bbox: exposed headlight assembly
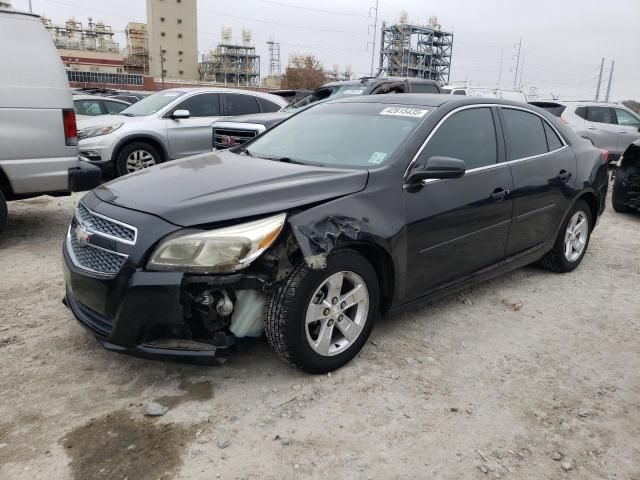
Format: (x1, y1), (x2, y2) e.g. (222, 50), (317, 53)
(147, 213), (286, 274)
(78, 123), (123, 140)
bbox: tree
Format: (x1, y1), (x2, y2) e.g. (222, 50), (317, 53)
(281, 54), (327, 90)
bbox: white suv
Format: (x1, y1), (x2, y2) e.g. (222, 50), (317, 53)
(531, 101), (640, 160)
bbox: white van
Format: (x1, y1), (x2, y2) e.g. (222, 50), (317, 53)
(0, 5), (101, 233)
(442, 86), (527, 103)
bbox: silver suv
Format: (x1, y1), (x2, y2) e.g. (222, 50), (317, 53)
(77, 88), (288, 177)
(531, 101), (640, 160)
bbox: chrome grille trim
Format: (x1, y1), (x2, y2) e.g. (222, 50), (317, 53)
(75, 203), (137, 245)
(66, 227), (128, 278)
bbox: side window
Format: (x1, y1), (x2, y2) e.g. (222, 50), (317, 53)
(502, 108), (548, 160)
(416, 108), (497, 171)
(453, 90), (466, 95)
(574, 106), (587, 119)
(614, 108), (640, 127)
(257, 97), (282, 113)
(410, 83), (440, 94)
(224, 94), (260, 116)
(104, 100), (128, 115)
(173, 93), (220, 117)
(543, 121), (563, 151)
(75, 99), (105, 116)
(585, 106), (613, 124)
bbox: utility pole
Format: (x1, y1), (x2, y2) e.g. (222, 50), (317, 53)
(595, 57), (604, 101)
(512, 38), (522, 91)
(496, 49), (504, 88)
(28, 0), (33, 13)
(517, 52), (525, 90)
(605, 60), (614, 102)
(369, 0), (379, 76)
(160, 45), (165, 89)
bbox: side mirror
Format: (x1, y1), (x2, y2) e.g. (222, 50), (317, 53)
(171, 109), (190, 119)
(407, 156), (466, 183)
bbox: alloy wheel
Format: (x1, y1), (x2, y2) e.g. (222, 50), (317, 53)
(126, 150), (156, 173)
(305, 271), (369, 357)
(564, 210), (588, 262)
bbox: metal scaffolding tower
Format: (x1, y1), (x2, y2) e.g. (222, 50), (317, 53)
(267, 39), (281, 77)
(378, 17), (453, 84)
(199, 29), (261, 86)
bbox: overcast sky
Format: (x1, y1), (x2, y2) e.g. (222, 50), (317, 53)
(13, 0), (640, 100)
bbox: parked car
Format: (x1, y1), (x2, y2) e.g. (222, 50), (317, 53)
(76, 87), (288, 177)
(0, 5), (101, 233)
(62, 95), (608, 373)
(530, 101), (640, 161)
(612, 140), (640, 213)
(73, 94), (131, 119)
(442, 85), (527, 102)
(268, 89), (313, 103)
(212, 77), (443, 149)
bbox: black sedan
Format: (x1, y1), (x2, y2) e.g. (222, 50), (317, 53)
(62, 95), (609, 373)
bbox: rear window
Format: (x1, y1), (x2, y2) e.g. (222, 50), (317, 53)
(410, 83), (440, 94)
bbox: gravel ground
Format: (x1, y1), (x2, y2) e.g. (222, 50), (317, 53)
(0, 190), (639, 480)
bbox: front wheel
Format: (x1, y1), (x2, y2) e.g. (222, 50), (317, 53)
(538, 199), (592, 273)
(115, 141), (162, 177)
(265, 249), (379, 373)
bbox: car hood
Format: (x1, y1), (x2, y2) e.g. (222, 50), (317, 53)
(93, 150), (369, 227)
(77, 114), (147, 129)
(217, 112), (291, 128)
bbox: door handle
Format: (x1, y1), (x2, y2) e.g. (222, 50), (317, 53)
(587, 125), (597, 130)
(491, 187), (509, 202)
(557, 169), (572, 182)
(619, 130), (627, 134)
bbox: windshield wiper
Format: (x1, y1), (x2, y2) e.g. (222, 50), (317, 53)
(264, 156), (306, 165)
(236, 146), (254, 157)
(120, 112), (135, 117)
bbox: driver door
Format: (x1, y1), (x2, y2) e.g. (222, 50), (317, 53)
(403, 106), (513, 300)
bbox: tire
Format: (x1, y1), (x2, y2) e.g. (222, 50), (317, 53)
(538, 199), (592, 273)
(0, 189), (7, 235)
(115, 141), (162, 177)
(611, 168), (633, 213)
(265, 249), (379, 374)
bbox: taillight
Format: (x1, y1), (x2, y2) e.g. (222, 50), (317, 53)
(599, 148), (609, 163)
(63, 109), (78, 146)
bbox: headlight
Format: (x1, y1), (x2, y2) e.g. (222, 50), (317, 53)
(147, 213), (286, 273)
(78, 123), (123, 140)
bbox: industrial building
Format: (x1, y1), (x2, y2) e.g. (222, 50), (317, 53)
(199, 28), (260, 86)
(124, 22), (149, 75)
(146, 0), (198, 81)
(378, 14), (454, 84)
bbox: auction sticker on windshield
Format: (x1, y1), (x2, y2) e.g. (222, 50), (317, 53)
(342, 89), (365, 95)
(380, 106), (430, 117)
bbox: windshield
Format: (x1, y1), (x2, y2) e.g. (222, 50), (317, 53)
(282, 84), (370, 112)
(119, 90), (187, 116)
(247, 103), (430, 168)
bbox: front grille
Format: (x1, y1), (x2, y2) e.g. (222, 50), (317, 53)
(68, 234), (127, 275)
(77, 203), (136, 243)
(213, 127), (258, 150)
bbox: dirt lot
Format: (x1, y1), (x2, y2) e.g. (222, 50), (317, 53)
(0, 191), (639, 480)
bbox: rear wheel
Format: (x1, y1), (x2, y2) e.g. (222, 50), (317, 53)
(265, 249), (379, 373)
(0, 189), (7, 234)
(115, 141), (162, 177)
(538, 199), (592, 273)
(612, 168), (633, 213)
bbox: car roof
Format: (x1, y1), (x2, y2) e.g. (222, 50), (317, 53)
(159, 87), (288, 104)
(326, 94), (534, 109)
(322, 77), (440, 88)
(73, 94), (129, 103)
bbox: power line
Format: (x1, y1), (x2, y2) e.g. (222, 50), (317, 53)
(248, 0), (370, 18)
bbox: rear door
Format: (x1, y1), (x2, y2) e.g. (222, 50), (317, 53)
(222, 93), (262, 117)
(583, 106), (618, 152)
(500, 107), (576, 256)
(403, 106), (513, 299)
(613, 107), (640, 155)
(165, 92), (221, 158)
